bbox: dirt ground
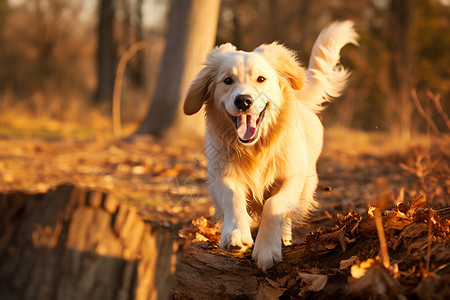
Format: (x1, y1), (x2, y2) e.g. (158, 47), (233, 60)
(0, 132), (449, 299)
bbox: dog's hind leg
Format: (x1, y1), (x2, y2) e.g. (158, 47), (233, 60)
(299, 173), (319, 218)
(282, 174), (318, 247)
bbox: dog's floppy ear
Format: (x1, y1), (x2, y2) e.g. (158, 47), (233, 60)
(184, 43), (237, 115)
(254, 42), (305, 90)
(184, 66), (214, 115)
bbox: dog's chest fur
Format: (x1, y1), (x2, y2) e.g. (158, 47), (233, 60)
(227, 146), (288, 205)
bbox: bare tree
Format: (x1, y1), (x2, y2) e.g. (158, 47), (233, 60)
(0, 0), (8, 30)
(133, 0), (144, 85)
(135, 0), (221, 138)
(117, 0), (144, 85)
(96, 0), (116, 103)
(387, 0), (413, 140)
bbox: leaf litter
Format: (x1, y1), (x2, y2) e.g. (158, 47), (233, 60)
(176, 194), (449, 299)
(175, 146), (449, 299)
(0, 138), (449, 299)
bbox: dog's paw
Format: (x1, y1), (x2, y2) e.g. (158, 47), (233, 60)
(283, 220), (293, 246)
(282, 236), (292, 246)
(220, 228), (253, 252)
(252, 240), (282, 271)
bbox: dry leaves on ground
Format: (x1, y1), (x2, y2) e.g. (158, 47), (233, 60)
(305, 211), (362, 254)
(178, 216), (221, 244)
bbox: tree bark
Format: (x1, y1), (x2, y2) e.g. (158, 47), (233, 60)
(135, 0), (221, 138)
(387, 0), (412, 140)
(0, 185), (182, 300)
(96, 0), (116, 103)
(133, 0), (144, 86)
(171, 243), (265, 299)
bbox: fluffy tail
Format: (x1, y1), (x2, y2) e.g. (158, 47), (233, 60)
(298, 20), (358, 112)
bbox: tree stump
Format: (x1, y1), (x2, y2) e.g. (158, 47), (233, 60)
(0, 184), (182, 300)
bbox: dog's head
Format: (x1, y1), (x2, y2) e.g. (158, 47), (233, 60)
(184, 42), (305, 146)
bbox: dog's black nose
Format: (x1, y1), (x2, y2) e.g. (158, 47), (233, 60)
(234, 94), (253, 111)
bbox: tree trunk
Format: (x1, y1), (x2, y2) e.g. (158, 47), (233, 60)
(135, 0), (221, 138)
(133, 0), (144, 86)
(96, 0), (116, 103)
(387, 0), (412, 140)
(0, 185), (182, 300)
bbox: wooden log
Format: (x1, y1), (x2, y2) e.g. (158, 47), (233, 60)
(171, 244), (266, 299)
(0, 184), (182, 300)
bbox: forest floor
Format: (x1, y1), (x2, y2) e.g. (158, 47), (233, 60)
(0, 129), (449, 299)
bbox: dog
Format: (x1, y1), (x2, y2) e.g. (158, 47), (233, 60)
(183, 21), (358, 271)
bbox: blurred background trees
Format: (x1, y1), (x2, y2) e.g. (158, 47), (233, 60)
(135, 0), (220, 138)
(0, 0), (448, 139)
(97, 0), (116, 104)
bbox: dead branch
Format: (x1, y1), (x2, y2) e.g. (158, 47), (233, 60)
(112, 41), (150, 138)
(426, 209), (432, 272)
(410, 89), (440, 135)
(374, 209), (390, 269)
(426, 90), (450, 132)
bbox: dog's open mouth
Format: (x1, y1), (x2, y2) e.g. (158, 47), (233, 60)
(232, 102), (269, 144)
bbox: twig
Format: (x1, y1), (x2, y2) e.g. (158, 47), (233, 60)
(374, 208), (390, 269)
(426, 90), (450, 131)
(395, 187), (404, 205)
(112, 41), (149, 138)
(426, 209), (432, 272)
(310, 216), (331, 223)
(410, 89), (440, 135)
(435, 207), (450, 217)
(399, 162), (418, 175)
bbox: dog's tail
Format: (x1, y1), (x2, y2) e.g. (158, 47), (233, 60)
(298, 20), (358, 112)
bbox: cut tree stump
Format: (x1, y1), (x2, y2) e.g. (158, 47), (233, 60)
(0, 184), (182, 300)
(171, 244), (270, 299)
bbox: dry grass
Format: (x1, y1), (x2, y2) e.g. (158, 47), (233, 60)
(0, 89), (149, 141)
(323, 126), (448, 155)
(1, 92), (448, 155)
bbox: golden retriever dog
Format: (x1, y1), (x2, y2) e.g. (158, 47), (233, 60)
(184, 21), (358, 270)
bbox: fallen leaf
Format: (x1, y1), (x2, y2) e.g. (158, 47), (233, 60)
(350, 258), (376, 279)
(305, 226), (347, 254)
(297, 272), (328, 292)
(255, 280), (285, 300)
(325, 243), (337, 250)
(384, 212), (413, 231)
(368, 206), (376, 217)
(340, 255), (358, 269)
(264, 277), (281, 288)
(194, 232), (209, 242)
(413, 274), (450, 300)
(410, 194), (427, 210)
(178, 217), (221, 244)
(349, 259), (401, 297)
(399, 223), (428, 239)
(305, 211), (361, 254)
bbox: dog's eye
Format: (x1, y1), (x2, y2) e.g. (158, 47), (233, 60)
(257, 76), (266, 83)
(224, 77), (233, 85)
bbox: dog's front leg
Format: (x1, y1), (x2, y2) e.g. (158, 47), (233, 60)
(209, 180), (254, 251)
(252, 175), (305, 271)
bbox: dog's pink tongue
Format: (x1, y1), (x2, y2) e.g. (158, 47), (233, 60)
(236, 115), (257, 141)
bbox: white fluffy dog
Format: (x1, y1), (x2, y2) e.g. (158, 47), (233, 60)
(184, 21), (358, 270)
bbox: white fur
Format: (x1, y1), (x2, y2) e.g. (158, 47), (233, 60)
(299, 20), (359, 112)
(184, 21), (358, 271)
